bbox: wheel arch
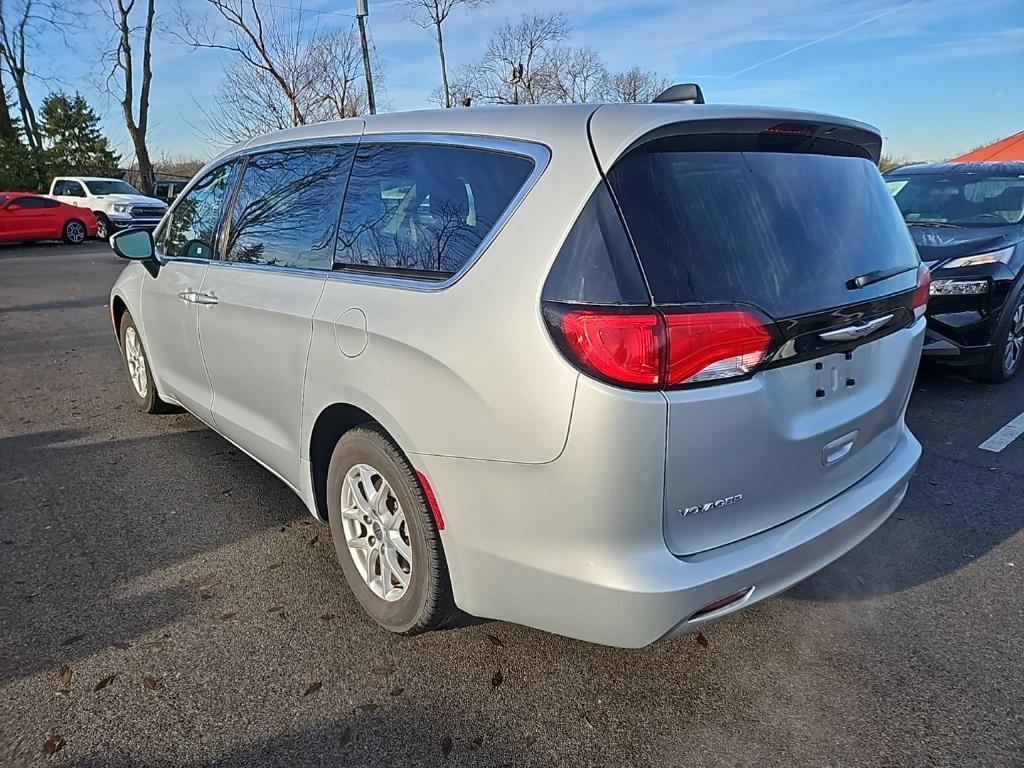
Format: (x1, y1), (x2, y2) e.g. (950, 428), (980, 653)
(309, 403), (408, 522)
(111, 294), (129, 343)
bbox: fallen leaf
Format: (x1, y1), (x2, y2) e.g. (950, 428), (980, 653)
(441, 736), (453, 756)
(60, 633), (87, 646)
(56, 665), (72, 685)
(389, 686), (404, 696)
(469, 736), (483, 751)
(113, 641), (132, 650)
(41, 734), (64, 756)
(582, 713), (595, 729)
(267, 604), (286, 613)
(485, 633), (504, 648)
(304, 681), (322, 696)
(266, 562), (285, 571)
(371, 666), (392, 676)
(199, 591), (215, 600)
(143, 675), (160, 690)
(696, 631), (709, 648)
(308, 535), (319, 547)
(220, 612), (237, 621)
(491, 669), (503, 688)
(94, 674), (116, 692)
(319, 613), (337, 621)
(526, 734), (536, 747)
(355, 703), (379, 712)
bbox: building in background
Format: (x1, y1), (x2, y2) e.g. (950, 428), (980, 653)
(953, 131), (1024, 162)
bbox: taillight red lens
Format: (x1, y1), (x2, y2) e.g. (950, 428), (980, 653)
(664, 310), (773, 385)
(547, 305), (774, 389)
(559, 310), (663, 386)
(913, 265), (931, 318)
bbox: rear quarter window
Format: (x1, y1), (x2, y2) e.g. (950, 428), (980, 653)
(334, 142), (535, 281)
(608, 144), (920, 318)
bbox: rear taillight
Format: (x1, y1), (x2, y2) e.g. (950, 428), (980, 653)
(913, 265), (931, 319)
(544, 304), (775, 389)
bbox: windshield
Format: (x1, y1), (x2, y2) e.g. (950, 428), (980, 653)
(886, 173), (1024, 227)
(84, 179), (141, 196)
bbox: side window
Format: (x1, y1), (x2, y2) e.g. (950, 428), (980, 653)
(225, 146), (354, 270)
(60, 181), (86, 198)
(158, 163), (236, 260)
(335, 143), (535, 280)
(52, 181), (68, 195)
(14, 196), (52, 209)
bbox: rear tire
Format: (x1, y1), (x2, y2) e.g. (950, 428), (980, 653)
(119, 312), (170, 413)
(327, 425), (457, 635)
(62, 219), (87, 244)
(971, 292), (1024, 383)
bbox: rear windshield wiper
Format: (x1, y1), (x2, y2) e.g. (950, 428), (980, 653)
(846, 264), (918, 290)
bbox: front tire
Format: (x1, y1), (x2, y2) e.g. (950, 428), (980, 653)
(972, 293), (1024, 383)
(119, 312), (169, 413)
(95, 214), (111, 240)
(62, 219), (87, 244)
(327, 426), (457, 634)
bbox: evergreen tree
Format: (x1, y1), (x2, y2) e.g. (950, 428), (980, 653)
(39, 92), (121, 177)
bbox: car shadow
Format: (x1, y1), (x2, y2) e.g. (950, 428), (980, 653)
(789, 360), (1024, 603)
(0, 425), (307, 682)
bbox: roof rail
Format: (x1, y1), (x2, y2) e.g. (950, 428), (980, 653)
(652, 83), (705, 105)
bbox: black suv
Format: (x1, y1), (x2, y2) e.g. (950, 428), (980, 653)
(886, 161), (1024, 381)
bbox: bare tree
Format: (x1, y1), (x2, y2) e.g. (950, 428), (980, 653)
(604, 66), (671, 103)
(0, 0), (67, 150)
(403, 0), (489, 109)
(176, 1), (370, 145)
(447, 11), (568, 105)
(547, 45), (607, 103)
(96, 0), (157, 193)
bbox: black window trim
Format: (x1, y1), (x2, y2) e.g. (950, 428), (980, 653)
(326, 133), (550, 293)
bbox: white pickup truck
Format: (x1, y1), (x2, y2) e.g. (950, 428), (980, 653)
(48, 177), (167, 240)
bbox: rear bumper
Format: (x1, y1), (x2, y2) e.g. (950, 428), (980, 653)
(419, 414), (921, 648)
(922, 325), (994, 365)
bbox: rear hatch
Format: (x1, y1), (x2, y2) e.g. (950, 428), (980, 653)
(593, 115), (925, 555)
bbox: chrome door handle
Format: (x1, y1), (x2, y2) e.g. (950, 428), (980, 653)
(819, 314), (893, 342)
(177, 291), (218, 305)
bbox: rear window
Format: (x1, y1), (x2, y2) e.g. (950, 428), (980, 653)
(608, 143), (920, 318)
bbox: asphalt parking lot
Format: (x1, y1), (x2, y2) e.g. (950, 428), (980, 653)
(1, 241), (1022, 767)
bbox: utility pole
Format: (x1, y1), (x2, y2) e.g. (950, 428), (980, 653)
(355, 0), (376, 115)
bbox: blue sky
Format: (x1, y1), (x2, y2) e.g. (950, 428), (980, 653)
(27, 0), (1023, 162)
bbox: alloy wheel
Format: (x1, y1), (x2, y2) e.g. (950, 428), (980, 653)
(124, 326), (148, 398)
(339, 463), (413, 602)
(1005, 301), (1024, 373)
(66, 221), (86, 244)
(96, 218), (108, 240)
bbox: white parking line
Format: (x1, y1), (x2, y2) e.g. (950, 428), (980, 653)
(979, 410), (1024, 453)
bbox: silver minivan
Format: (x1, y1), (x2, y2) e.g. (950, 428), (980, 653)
(109, 101), (927, 647)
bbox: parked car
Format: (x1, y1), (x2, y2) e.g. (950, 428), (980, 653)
(48, 176), (167, 239)
(108, 100), (925, 647)
(885, 161), (1024, 381)
(0, 192), (97, 244)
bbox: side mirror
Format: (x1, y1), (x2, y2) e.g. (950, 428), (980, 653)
(111, 229), (160, 276)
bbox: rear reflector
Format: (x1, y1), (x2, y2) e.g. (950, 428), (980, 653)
(688, 587), (754, 621)
(913, 265), (931, 319)
(416, 470), (445, 531)
(544, 303), (774, 389)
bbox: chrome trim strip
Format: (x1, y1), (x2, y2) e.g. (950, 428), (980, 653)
(205, 260), (330, 280)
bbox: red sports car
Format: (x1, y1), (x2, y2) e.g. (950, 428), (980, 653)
(0, 192), (98, 244)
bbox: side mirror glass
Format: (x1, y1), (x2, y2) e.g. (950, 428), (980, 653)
(111, 228), (155, 260)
